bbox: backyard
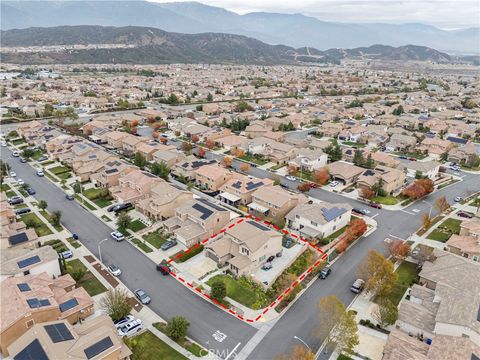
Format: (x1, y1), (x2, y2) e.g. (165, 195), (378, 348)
(21, 213), (53, 236)
(66, 259), (107, 296)
(206, 274), (263, 309)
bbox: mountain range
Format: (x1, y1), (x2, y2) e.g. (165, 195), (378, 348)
(0, 25), (457, 65)
(1, 0), (478, 54)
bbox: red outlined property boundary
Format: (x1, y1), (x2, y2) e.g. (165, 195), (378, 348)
(166, 214), (328, 323)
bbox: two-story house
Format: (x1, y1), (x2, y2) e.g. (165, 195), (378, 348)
(248, 185), (307, 220)
(219, 175), (274, 207)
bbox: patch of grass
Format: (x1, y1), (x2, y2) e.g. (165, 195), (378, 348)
(6, 190), (17, 197)
(43, 239), (69, 253)
(66, 237), (82, 249)
(129, 219), (147, 232)
(342, 141), (366, 148)
(40, 210), (63, 232)
(56, 172), (72, 180)
(49, 165), (71, 175)
(101, 215), (112, 222)
(238, 153), (268, 165)
(337, 354), (353, 360)
(320, 225), (348, 245)
(31, 149), (44, 161)
(132, 330), (187, 360)
(270, 163), (286, 171)
(21, 212), (53, 236)
(426, 229), (451, 242)
(66, 259), (107, 296)
(416, 215), (444, 236)
(94, 198), (112, 208)
(40, 160), (54, 165)
(1, 183), (11, 192)
(11, 138), (25, 145)
(439, 218), (462, 234)
(388, 261), (418, 305)
(14, 203), (28, 209)
(372, 196), (399, 205)
(206, 275), (259, 308)
(74, 195), (96, 210)
(131, 238), (153, 253)
(143, 230), (168, 249)
(45, 171), (59, 182)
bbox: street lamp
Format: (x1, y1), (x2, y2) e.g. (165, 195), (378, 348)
(422, 199), (434, 218)
(293, 335), (312, 352)
(98, 238), (109, 263)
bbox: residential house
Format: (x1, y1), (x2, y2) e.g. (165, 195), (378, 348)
(104, 131), (129, 149)
(135, 142), (165, 162)
(152, 147), (186, 167)
(162, 199), (230, 247)
(327, 161), (364, 185)
(1, 210), (38, 251)
(7, 315), (131, 360)
(319, 122), (343, 137)
(447, 218), (480, 262)
(218, 175), (274, 207)
(90, 159), (135, 188)
(286, 202), (352, 240)
(215, 134), (247, 150)
(195, 164), (237, 194)
(244, 121), (272, 138)
(401, 161), (441, 180)
(418, 138), (454, 159)
(205, 219), (282, 276)
(357, 166), (406, 195)
(136, 183), (193, 221)
(385, 133), (417, 152)
(0, 246), (60, 281)
(109, 169), (164, 203)
(45, 135), (84, 160)
(171, 155), (217, 181)
(0, 272), (94, 356)
(248, 185), (307, 220)
(71, 148), (115, 182)
(448, 142), (478, 165)
(289, 148), (328, 172)
(121, 134), (148, 156)
(371, 151), (400, 168)
(263, 141), (298, 165)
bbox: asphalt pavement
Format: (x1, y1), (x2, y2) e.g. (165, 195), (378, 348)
(1, 149), (256, 359)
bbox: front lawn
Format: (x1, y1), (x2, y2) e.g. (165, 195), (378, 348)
(238, 153), (268, 165)
(426, 230), (451, 242)
(427, 218), (462, 243)
(153, 323), (206, 358)
(40, 210), (63, 232)
(1, 183), (11, 192)
(43, 239), (68, 253)
(49, 165), (71, 175)
(377, 261), (418, 306)
(21, 213), (53, 236)
(206, 275), (260, 309)
(372, 196), (399, 205)
(31, 149), (44, 161)
(129, 219), (147, 232)
(131, 330), (187, 360)
(131, 238), (153, 253)
(66, 236), (82, 248)
(143, 230), (168, 249)
(439, 218), (462, 234)
(66, 259), (107, 296)
(319, 225), (348, 245)
(83, 188), (113, 208)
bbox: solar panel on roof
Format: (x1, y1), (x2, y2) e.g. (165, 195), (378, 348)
(39, 299), (51, 307)
(17, 283), (31, 292)
(44, 323), (74, 343)
(246, 181), (264, 190)
(192, 203), (213, 220)
(232, 181), (242, 189)
(17, 256), (41, 269)
(59, 298), (79, 312)
(9, 233), (29, 245)
(247, 220), (270, 231)
(198, 198), (225, 212)
(321, 207), (347, 222)
(472, 355), (480, 360)
(363, 170), (375, 176)
(84, 336), (114, 359)
(14, 339), (49, 360)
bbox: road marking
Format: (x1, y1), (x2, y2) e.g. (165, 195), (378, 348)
(225, 342), (242, 360)
(400, 209), (416, 215)
(388, 234), (406, 241)
(212, 330), (227, 343)
(412, 209), (420, 213)
(371, 213), (379, 219)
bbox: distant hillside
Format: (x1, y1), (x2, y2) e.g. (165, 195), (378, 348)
(1, 0), (478, 53)
(0, 25), (460, 65)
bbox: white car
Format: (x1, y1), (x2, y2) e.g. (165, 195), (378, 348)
(107, 264), (122, 276)
(329, 181), (339, 187)
(36, 170), (44, 177)
(12, 151), (20, 157)
(118, 319), (143, 337)
(285, 175), (296, 181)
(60, 250), (73, 259)
(453, 171), (461, 176)
(17, 179), (25, 185)
(114, 315), (135, 329)
(454, 196), (463, 202)
(110, 231), (125, 242)
(1, 141), (6, 147)
(10, 171), (16, 177)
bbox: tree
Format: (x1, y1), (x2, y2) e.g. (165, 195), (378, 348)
(317, 295), (359, 355)
(416, 178), (434, 194)
(372, 178), (385, 196)
(166, 316), (190, 341)
(51, 211), (62, 227)
(159, 137), (168, 144)
(38, 200), (48, 211)
(123, 337), (146, 360)
(358, 250), (397, 299)
(277, 346), (314, 360)
(360, 187), (374, 200)
(421, 212), (432, 230)
(440, 151), (449, 162)
(313, 167), (329, 185)
(205, 139), (215, 149)
(386, 239), (410, 262)
(116, 212), (132, 232)
(353, 150), (364, 167)
(151, 161), (170, 180)
(297, 183), (311, 192)
(364, 154), (374, 169)
(434, 196), (450, 213)
(191, 135), (200, 144)
(466, 153), (480, 168)
(21, 148), (34, 159)
(392, 105), (405, 115)
(222, 156), (233, 168)
(100, 288), (133, 322)
(73, 182), (82, 194)
(210, 280), (227, 302)
(240, 163), (250, 173)
(206, 93), (213, 101)
(181, 142), (192, 153)
(134, 152), (147, 169)
(342, 218), (367, 244)
(197, 147), (206, 158)
(372, 298), (398, 328)
(403, 182), (426, 200)
(273, 176), (281, 186)
(288, 164), (298, 176)
(324, 144), (342, 162)
(68, 265), (86, 282)
(167, 93), (179, 104)
(234, 101), (253, 112)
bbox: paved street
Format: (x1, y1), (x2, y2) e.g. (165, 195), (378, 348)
(1, 150), (256, 359)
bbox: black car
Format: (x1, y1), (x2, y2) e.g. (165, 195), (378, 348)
(113, 202), (133, 214)
(266, 255), (275, 262)
(398, 155), (408, 160)
(457, 211), (474, 218)
(352, 208), (366, 215)
(319, 267), (332, 279)
(15, 208), (31, 215)
(26, 188), (35, 195)
(156, 264), (171, 275)
(65, 194), (74, 200)
(161, 239), (177, 251)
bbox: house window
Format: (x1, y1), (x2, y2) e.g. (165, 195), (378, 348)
(26, 319), (34, 328)
(473, 256), (478, 262)
(296, 215), (300, 219)
(333, 226), (336, 231)
(311, 221), (318, 227)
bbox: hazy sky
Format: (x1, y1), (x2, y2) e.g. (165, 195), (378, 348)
(151, 0), (480, 29)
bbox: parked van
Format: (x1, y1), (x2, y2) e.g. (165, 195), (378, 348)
(350, 279), (365, 294)
(118, 319), (143, 337)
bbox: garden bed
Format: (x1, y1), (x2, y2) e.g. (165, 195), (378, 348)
(206, 275), (263, 309)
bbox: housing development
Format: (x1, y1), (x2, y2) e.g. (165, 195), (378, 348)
(0, 6), (479, 360)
